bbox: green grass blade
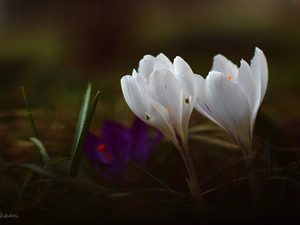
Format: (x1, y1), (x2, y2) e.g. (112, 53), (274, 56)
(30, 137), (51, 167)
(21, 86), (39, 138)
(21, 86), (43, 166)
(17, 138), (52, 202)
(18, 170), (34, 202)
(69, 90), (100, 178)
(71, 83), (92, 158)
(188, 123), (222, 133)
(129, 161), (191, 208)
(189, 134), (239, 151)
(129, 161), (173, 191)
(243, 135), (271, 177)
(235, 135), (271, 192)
(0, 163), (55, 178)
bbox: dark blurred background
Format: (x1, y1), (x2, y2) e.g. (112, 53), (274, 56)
(0, 0), (300, 159)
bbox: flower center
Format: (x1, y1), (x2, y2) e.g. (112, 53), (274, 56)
(227, 75), (232, 81)
(166, 106), (171, 111)
(97, 144), (112, 162)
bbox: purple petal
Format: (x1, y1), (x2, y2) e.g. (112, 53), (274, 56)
(84, 132), (110, 171)
(101, 120), (132, 181)
(130, 117), (151, 167)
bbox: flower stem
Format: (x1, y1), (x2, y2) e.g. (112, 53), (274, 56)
(242, 145), (260, 208)
(175, 139), (205, 210)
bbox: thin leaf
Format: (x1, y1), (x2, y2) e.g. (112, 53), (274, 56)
(189, 134), (239, 151)
(243, 135), (271, 177)
(21, 86), (43, 166)
(49, 157), (69, 165)
(0, 163), (55, 178)
(27, 177), (108, 192)
(106, 188), (191, 199)
(200, 166), (228, 185)
(29, 137), (51, 167)
(69, 90), (100, 178)
(200, 177), (249, 196)
(235, 135), (271, 193)
(21, 86), (39, 138)
(188, 124), (223, 133)
(28, 137), (54, 201)
(18, 170), (34, 202)
(129, 161), (173, 191)
(71, 83), (92, 158)
(277, 161), (300, 208)
(129, 161), (193, 209)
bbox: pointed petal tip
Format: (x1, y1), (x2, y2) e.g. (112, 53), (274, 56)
(157, 53), (167, 58)
(174, 56), (181, 63)
(239, 59), (251, 68)
(120, 74), (130, 81)
(120, 75), (130, 88)
(173, 56), (191, 70)
(253, 47), (266, 58)
(174, 55), (184, 61)
(214, 53), (222, 58)
(143, 54), (154, 58)
(255, 47), (262, 53)
(213, 54), (227, 61)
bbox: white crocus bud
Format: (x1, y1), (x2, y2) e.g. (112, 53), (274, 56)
(121, 53), (197, 151)
(121, 53), (205, 208)
(194, 47), (268, 163)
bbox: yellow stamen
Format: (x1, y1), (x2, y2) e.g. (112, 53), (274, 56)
(147, 75), (150, 79)
(227, 75), (232, 81)
(166, 106), (171, 111)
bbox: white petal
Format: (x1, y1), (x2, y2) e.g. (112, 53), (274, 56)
(173, 57), (197, 137)
(250, 47), (268, 104)
(204, 72), (252, 151)
(236, 60), (258, 138)
(133, 69), (147, 85)
(148, 97), (178, 144)
(153, 53), (175, 73)
(235, 59), (256, 110)
(132, 69), (138, 78)
(173, 56), (197, 105)
(212, 54), (239, 81)
(194, 73), (223, 128)
(121, 75), (174, 143)
(121, 75), (147, 121)
(138, 55), (155, 78)
(145, 69), (185, 141)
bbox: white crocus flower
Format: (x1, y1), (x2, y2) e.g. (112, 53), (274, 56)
(194, 47), (268, 163)
(121, 53), (197, 151)
(121, 54), (204, 207)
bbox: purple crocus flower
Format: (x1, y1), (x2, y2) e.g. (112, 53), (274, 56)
(84, 117), (163, 183)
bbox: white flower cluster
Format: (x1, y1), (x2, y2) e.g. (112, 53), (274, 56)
(121, 48), (268, 162)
